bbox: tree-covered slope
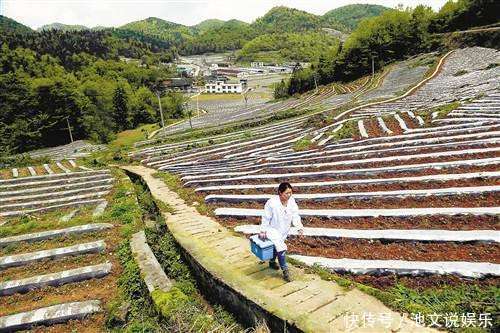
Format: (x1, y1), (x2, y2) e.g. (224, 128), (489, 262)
(0, 15), (32, 34)
(322, 4), (390, 31)
(37, 23), (89, 31)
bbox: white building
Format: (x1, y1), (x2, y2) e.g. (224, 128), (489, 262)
(204, 81), (243, 94)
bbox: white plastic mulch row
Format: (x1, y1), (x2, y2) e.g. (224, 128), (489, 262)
(205, 185), (500, 202)
(261, 137), (499, 168)
(195, 171), (500, 192)
(182, 145), (500, 180)
(271, 126), (500, 161)
(394, 114), (409, 132)
(267, 146), (500, 170)
(147, 128), (304, 167)
(183, 157), (500, 185)
(215, 206), (500, 218)
(377, 117), (393, 134)
(290, 255), (500, 278)
(234, 225), (500, 243)
(358, 120), (369, 138)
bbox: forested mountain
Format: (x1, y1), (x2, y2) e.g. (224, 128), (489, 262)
(237, 31), (340, 63)
(38, 23), (90, 31)
(193, 19), (225, 33)
(0, 15), (32, 34)
(251, 6), (329, 33)
(323, 4), (389, 31)
(184, 20), (256, 54)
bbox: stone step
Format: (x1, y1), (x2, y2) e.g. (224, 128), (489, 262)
(0, 262), (112, 296)
(0, 240), (106, 269)
(291, 255), (500, 278)
(0, 223), (113, 247)
(0, 300), (101, 332)
(0, 191), (110, 213)
(0, 199), (107, 219)
(215, 206), (500, 219)
(0, 169), (110, 186)
(235, 225), (500, 243)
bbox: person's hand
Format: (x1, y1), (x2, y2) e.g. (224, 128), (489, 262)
(258, 232), (266, 240)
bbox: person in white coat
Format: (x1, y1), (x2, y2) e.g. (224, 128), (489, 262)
(259, 182), (304, 281)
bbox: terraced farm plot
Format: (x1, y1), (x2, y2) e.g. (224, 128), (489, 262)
(0, 169), (145, 332)
(129, 46), (500, 332)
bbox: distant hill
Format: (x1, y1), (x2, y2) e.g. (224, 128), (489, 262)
(251, 6), (326, 34)
(183, 19), (255, 54)
(0, 15), (32, 34)
(38, 23), (89, 31)
(193, 19), (225, 33)
(118, 17), (193, 45)
(323, 4), (390, 31)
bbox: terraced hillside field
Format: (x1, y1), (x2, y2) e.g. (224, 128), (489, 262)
(130, 46), (499, 330)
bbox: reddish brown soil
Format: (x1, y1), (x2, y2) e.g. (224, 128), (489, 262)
(342, 273), (500, 290)
(382, 116), (404, 135)
(218, 215), (499, 231)
(364, 118), (386, 137)
(209, 191), (500, 210)
(287, 237), (500, 263)
(399, 112), (420, 129)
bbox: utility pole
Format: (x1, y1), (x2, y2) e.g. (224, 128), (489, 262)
(66, 117), (74, 143)
(196, 92), (199, 116)
(371, 54), (375, 81)
(156, 91), (165, 130)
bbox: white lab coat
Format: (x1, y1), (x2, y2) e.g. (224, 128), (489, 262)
(260, 195), (303, 252)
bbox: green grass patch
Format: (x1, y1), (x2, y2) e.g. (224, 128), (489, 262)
(109, 123), (159, 150)
(417, 101), (461, 124)
(331, 119), (358, 141)
(292, 136), (316, 152)
(454, 70), (469, 76)
(196, 93), (244, 102)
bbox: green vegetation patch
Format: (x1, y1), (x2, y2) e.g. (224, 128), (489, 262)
(290, 259), (499, 332)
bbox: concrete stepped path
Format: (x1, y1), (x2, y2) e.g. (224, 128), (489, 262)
(122, 165), (435, 333)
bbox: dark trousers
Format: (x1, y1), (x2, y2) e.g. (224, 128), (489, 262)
(272, 248), (287, 270)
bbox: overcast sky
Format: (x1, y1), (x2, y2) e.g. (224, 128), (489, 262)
(2, 0), (449, 30)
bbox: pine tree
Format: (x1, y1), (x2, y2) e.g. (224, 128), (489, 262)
(112, 85), (130, 131)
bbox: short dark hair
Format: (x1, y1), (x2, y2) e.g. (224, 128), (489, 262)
(278, 182), (292, 194)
